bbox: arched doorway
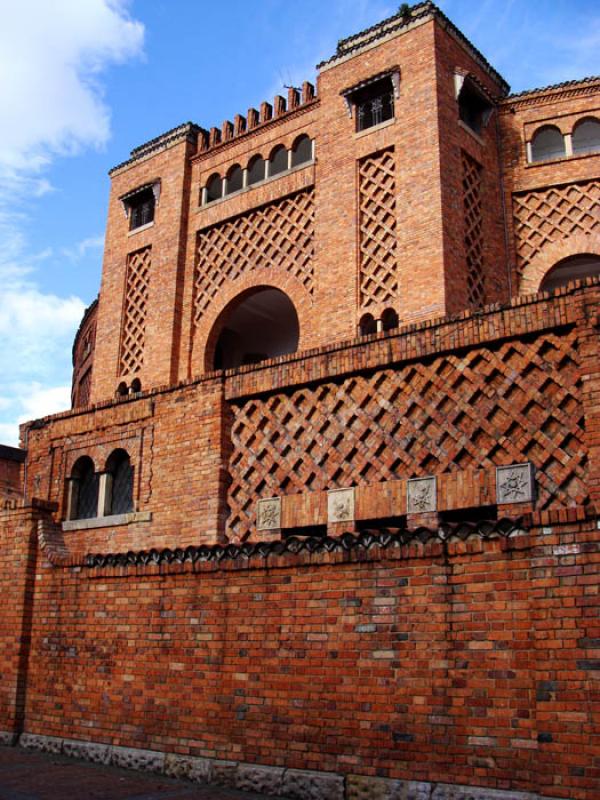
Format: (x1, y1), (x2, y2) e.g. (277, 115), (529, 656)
(540, 254), (600, 292)
(210, 287), (300, 371)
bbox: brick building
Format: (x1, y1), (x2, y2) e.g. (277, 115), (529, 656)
(1, 3), (599, 798)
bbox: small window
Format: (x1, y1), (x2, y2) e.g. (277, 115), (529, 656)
(70, 456), (99, 520)
(381, 308), (399, 331)
(130, 378), (142, 394)
(359, 313), (377, 336)
(291, 135), (312, 167)
(572, 118), (600, 156)
(106, 450), (134, 516)
(247, 155), (266, 185)
(354, 77), (395, 132)
(128, 187), (155, 230)
(530, 126), (565, 162)
(225, 164), (243, 194)
(269, 145), (288, 177)
(457, 80), (492, 136)
(205, 173), (223, 203)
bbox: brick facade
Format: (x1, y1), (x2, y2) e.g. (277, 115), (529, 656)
(2, 3), (600, 798)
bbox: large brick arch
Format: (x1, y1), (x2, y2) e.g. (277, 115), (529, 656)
(519, 233), (600, 294)
(190, 273), (313, 377)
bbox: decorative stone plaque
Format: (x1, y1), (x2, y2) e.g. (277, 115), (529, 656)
(407, 476), (437, 514)
(256, 497), (281, 531)
(327, 488), (355, 524)
(496, 463), (535, 505)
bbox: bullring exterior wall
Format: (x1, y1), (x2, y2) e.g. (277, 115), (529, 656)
(1, 3), (600, 798)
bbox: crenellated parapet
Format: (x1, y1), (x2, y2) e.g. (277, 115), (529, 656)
(198, 81), (316, 154)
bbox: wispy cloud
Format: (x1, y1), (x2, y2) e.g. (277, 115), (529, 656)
(61, 235), (105, 263)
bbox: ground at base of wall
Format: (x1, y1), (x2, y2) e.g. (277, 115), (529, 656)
(0, 745), (276, 800)
(2, 733), (570, 800)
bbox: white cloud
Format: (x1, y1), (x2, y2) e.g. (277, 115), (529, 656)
(0, 0), (144, 443)
(0, 385), (72, 447)
(61, 235), (105, 262)
(0, 0), (144, 172)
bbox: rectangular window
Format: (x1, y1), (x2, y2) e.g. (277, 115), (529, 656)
(354, 76), (395, 132)
(128, 188), (156, 230)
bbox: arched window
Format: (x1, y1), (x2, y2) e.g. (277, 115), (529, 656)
(106, 450), (134, 516)
(225, 164), (243, 194)
(70, 456), (98, 520)
(247, 155), (266, 185)
(205, 173), (223, 203)
(530, 126), (565, 162)
(269, 145), (288, 177)
(359, 313), (377, 336)
(130, 378), (141, 394)
(381, 308), (399, 331)
(540, 254), (600, 292)
(116, 381), (128, 398)
(291, 135), (312, 167)
(210, 287), (299, 371)
(572, 118), (600, 156)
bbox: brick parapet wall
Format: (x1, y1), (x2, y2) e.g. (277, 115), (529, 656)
(20, 281), (600, 550)
(13, 519), (599, 799)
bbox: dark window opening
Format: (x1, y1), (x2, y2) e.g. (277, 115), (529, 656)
(458, 80), (492, 136)
(572, 118), (600, 155)
(117, 382), (128, 397)
(205, 174), (223, 203)
(269, 145), (288, 177)
(530, 126), (565, 162)
(359, 313), (377, 336)
(247, 155), (266, 185)
(212, 288), (299, 371)
(71, 456), (98, 520)
(130, 378), (142, 394)
(540, 254), (600, 292)
(107, 450), (134, 516)
(128, 188), (155, 230)
(291, 135), (312, 167)
(225, 164), (243, 194)
(381, 308), (399, 331)
(354, 77), (395, 132)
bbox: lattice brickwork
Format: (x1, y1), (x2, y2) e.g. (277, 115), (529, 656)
(77, 369), (92, 408)
(194, 190), (314, 323)
(119, 246), (151, 376)
(359, 149), (397, 308)
(462, 151), (485, 308)
(227, 329), (587, 540)
(513, 180), (600, 272)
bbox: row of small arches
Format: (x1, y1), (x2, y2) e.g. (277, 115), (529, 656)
(69, 450), (133, 521)
(202, 134), (314, 204)
(529, 117), (600, 163)
(359, 308), (399, 336)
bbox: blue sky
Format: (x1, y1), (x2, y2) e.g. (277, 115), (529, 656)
(0, 0), (598, 446)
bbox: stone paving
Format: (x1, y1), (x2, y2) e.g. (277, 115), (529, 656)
(0, 747), (281, 800)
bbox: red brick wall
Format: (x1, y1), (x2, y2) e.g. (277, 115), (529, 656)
(499, 80), (600, 294)
(17, 521), (599, 799)
(22, 282), (600, 554)
(0, 507), (40, 735)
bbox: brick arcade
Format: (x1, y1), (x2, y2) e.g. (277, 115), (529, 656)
(1, 3), (599, 799)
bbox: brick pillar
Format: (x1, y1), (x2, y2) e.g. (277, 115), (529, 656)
(0, 506), (42, 740)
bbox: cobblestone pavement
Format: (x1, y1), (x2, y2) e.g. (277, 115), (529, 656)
(0, 747), (280, 800)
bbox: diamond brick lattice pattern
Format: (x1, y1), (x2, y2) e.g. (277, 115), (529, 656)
(227, 328), (587, 540)
(462, 151), (485, 308)
(359, 148), (397, 308)
(513, 180), (600, 272)
(119, 246), (151, 376)
(194, 190), (314, 323)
